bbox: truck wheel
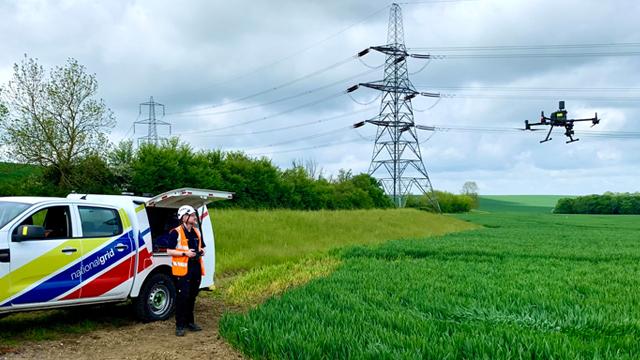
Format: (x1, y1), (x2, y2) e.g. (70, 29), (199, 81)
(134, 273), (176, 322)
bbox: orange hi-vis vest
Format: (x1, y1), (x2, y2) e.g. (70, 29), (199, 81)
(171, 225), (205, 277)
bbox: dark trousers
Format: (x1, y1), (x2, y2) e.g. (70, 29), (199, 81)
(174, 264), (201, 329)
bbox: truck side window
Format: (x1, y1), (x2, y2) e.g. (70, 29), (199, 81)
(79, 206), (123, 238)
(14, 206), (72, 240)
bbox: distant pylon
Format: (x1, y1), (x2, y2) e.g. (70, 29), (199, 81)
(135, 96), (171, 146)
(353, 3), (440, 211)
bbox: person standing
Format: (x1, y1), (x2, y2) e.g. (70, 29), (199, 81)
(167, 205), (206, 336)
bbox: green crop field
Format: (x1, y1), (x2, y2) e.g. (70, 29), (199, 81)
(478, 195), (571, 213)
(220, 201), (640, 359)
(212, 208), (476, 275)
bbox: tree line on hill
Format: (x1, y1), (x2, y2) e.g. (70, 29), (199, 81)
(0, 56), (477, 212)
(554, 193), (640, 215)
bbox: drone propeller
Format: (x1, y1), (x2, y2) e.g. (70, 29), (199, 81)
(591, 112), (600, 127)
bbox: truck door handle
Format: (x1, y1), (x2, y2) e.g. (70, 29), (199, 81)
(0, 249), (9, 263)
(115, 244), (128, 251)
(61, 247), (77, 254)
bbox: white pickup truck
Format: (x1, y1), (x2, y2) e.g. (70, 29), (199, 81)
(0, 188), (232, 321)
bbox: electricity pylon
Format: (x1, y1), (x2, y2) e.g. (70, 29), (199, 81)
(351, 3), (440, 211)
(135, 96), (171, 146)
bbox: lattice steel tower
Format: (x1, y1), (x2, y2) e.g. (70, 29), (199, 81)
(135, 96), (171, 146)
(354, 3), (440, 210)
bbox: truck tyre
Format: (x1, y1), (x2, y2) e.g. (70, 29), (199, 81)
(134, 272), (176, 322)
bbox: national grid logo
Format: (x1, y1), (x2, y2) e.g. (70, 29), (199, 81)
(71, 248), (115, 280)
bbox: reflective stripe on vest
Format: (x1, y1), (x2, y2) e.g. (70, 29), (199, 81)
(171, 225), (205, 277)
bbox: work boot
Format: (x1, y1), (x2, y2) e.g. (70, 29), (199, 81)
(176, 327), (186, 336)
(187, 323), (202, 331)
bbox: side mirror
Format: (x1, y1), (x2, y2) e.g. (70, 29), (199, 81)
(12, 225), (46, 242)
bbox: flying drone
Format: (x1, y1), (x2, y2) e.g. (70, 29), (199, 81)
(524, 101), (600, 143)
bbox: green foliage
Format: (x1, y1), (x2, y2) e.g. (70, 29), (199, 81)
(0, 162), (46, 196)
(406, 191), (476, 213)
(130, 139), (199, 194)
(125, 139), (392, 210)
(553, 193), (640, 214)
(220, 211), (640, 359)
(69, 154), (119, 195)
(108, 140), (135, 191)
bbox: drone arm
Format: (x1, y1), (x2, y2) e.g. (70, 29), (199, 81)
(526, 121), (545, 127)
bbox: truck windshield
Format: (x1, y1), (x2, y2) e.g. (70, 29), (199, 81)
(0, 201), (31, 230)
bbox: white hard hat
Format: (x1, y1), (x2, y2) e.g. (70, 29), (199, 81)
(177, 205), (196, 219)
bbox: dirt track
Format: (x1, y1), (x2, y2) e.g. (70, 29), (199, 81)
(1, 295), (244, 360)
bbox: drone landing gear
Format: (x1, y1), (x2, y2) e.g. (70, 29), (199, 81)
(540, 125), (554, 143)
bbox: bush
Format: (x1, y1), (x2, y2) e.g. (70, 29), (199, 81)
(406, 191), (475, 213)
(125, 140), (393, 210)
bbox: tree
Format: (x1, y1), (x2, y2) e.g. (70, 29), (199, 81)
(108, 139), (135, 192)
(0, 56), (115, 191)
(461, 181), (479, 196)
(461, 181), (479, 207)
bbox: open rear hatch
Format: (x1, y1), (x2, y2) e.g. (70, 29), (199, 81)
(145, 188), (233, 209)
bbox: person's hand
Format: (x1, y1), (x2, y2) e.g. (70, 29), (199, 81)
(185, 249), (197, 258)
(199, 248), (205, 256)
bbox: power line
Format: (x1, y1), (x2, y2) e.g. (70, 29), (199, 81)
(168, 55), (358, 116)
(171, 62), (384, 118)
(175, 90), (347, 135)
(426, 51), (640, 59)
(244, 125), (353, 151)
(397, 0), (479, 4)
(431, 93), (640, 102)
(241, 123), (640, 158)
(184, 107), (376, 138)
(247, 136), (373, 157)
(415, 85), (640, 92)
(408, 42), (640, 51)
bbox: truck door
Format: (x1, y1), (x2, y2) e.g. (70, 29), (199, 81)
(5, 205), (82, 308)
(0, 202), (31, 309)
(68, 205), (135, 300)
